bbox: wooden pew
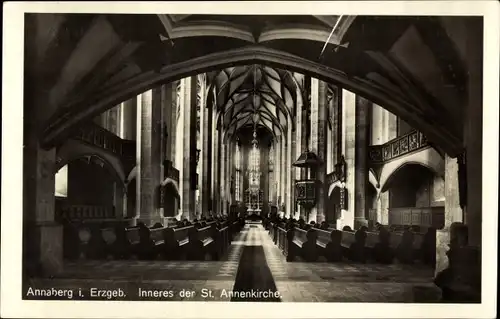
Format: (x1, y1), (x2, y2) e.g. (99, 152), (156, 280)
(288, 227), (319, 262)
(392, 227), (436, 265)
(316, 228), (342, 262)
(340, 226), (367, 262)
(213, 223), (231, 259)
(276, 226), (288, 254)
(164, 225), (192, 260)
(364, 228), (394, 264)
(393, 229), (419, 264)
(138, 224), (167, 260)
(187, 225), (216, 260)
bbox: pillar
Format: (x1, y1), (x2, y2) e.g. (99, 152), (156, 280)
(286, 123), (293, 218)
(378, 190), (390, 224)
(280, 137), (286, 214)
(202, 87), (212, 217)
(435, 155), (463, 274)
(339, 89), (356, 229)
(354, 95), (370, 229)
(276, 138), (281, 209)
(162, 83), (175, 163)
(220, 140), (226, 216)
(197, 74), (206, 218)
(210, 107), (217, 214)
(289, 125), (297, 219)
(136, 88), (162, 226)
(180, 77), (197, 220)
(23, 144), (63, 276)
(23, 25), (63, 274)
(118, 98), (137, 141)
(295, 76), (304, 219)
(310, 78), (328, 223)
(463, 18), (483, 249)
(213, 126), (220, 214)
(113, 182), (125, 219)
(160, 82), (179, 223)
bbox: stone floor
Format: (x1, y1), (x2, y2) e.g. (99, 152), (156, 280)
(26, 223), (441, 302)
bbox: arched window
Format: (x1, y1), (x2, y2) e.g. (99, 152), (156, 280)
(235, 142), (241, 201)
(249, 133), (260, 188)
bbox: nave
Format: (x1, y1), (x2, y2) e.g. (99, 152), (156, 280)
(27, 222), (437, 302)
(20, 13), (486, 306)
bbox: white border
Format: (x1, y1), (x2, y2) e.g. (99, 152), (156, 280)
(2, 2), (499, 318)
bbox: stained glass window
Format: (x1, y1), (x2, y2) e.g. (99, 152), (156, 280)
(249, 134), (260, 188)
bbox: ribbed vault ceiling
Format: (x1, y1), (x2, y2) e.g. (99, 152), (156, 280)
(209, 65), (302, 138)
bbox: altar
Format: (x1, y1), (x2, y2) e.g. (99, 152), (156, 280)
(245, 189), (264, 214)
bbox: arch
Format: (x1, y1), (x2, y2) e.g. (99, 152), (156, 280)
(56, 139), (126, 188)
(126, 165), (138, 183)
(368, 169), (379, 189)
(161, 177), (180, 198)
(379, 147), (444, 192)
(328, 180), (345, 197)
(42, 46), (462, 156)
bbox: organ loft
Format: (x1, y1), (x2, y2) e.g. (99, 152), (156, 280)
(20, 13), (484, 303)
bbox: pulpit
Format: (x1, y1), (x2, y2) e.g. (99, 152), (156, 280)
(293, 150), (323, 221)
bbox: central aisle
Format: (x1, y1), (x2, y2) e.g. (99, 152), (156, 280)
(230, 223), (281, 302)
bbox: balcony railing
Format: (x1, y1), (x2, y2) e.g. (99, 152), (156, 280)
(73, 122), (136, 159)
(57, 205), (116, 221)
(369, 130), (429, 164)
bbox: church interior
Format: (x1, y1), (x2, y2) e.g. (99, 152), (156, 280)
(22, 13), (483, 303)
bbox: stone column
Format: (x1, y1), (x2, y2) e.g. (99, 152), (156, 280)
(327, 95), (334, 173)
(136, 88), (162, 226)
(202, 88), (212, 217)
(378, 191), (390, 224)
(435, 155), (463, 274)
(162, 83), (175, 163)
(179, 77), (197, 220)
(281, 137), (286, 214)
(310, 78), (328, 223)
(113, 182), (125, 219)
(295, 78), (303, 218)
(197, 74), (206, 218)
(271, 141), (277, 205)
(119, 98), (138, 141)
(23, 143), (63, 276)
(275, 138), (281, 209)
(160, 82), (179, 223)
(213, 127), (220, 214)
(339, 89), (356, 229)
(433, 20), (482, 301)
(210, 107), (217, 214)
(354, 95), (370, 229)
(287, 123), (294, 218)
(220, 140), (226, 216)
(23, 22), (67, 273)
(463, 20), (482, 249)
(290, 126), (297, 219)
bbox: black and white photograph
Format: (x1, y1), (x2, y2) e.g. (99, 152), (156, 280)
(1, 1), (498, 318)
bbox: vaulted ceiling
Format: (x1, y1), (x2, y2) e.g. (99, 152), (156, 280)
(209, 65), (301, 138)
(25, 13), (482, 156)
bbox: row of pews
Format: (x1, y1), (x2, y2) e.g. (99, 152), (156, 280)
(266, 219), (436, 265)
(62, 217), (245, 261)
